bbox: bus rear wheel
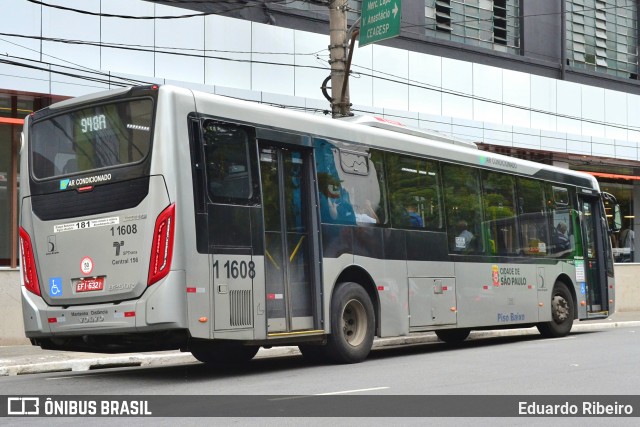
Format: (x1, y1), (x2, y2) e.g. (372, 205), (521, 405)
(325, 282), (375, 364)
(191, 343), (259, 365)
(435, 328), (470, 344)
(537, 282), (574, 338)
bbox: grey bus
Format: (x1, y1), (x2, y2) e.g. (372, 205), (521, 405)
(19, 85), (619, 364)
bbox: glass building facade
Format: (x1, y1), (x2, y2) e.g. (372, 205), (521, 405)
(424, 0), (521, 54)
(567, 0), (638, 79)
(1, 0), (640, 268)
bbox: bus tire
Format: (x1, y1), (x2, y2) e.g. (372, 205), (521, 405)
(191, 343), (259, 365)
(325, 282), (375, 364)
(537, 282), (574, 338)
(435, 328), (470, 344)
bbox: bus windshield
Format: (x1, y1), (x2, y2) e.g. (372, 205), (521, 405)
(30, 98), (154, 180)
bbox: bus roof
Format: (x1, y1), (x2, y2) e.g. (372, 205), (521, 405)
(338, 115), (478, 149)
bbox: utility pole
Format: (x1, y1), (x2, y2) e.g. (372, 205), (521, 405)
(328, 0), (350, 118)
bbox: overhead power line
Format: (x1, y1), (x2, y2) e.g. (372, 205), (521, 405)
(25, 0), (638, 27)
(0, 56), (151, 87)
(0, 31), (327, 57)
(25, 0), (301, 20)
(3, 48), (640, 134)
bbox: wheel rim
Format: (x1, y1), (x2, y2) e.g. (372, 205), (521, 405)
(551, 293), (570, 323)
(342, 298), (367, 347)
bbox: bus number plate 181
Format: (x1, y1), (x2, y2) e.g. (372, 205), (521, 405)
(75, 277), (105, 293)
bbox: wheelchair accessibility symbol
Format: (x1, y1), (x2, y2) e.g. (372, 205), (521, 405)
(49, 277), (63, 297)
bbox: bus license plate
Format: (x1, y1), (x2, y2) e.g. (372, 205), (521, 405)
(75, 277), (104, 293)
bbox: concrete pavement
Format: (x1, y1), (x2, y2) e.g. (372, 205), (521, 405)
(1, 311), (639, 376)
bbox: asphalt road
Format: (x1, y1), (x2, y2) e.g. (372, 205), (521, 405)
(3, 326), (640, 426)
(2, 327), (639, 395)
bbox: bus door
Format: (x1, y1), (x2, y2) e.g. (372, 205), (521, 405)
(577, 195), (609, 315)
(258, 141), (320, 334)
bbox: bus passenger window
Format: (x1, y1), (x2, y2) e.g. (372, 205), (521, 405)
(341, 149), (387, 226)
(386, 153), (442, 230)
(314, 141), (387, 226)
(315, 140), (355, 225)
(442, 164), (483, 253)
(203, 121), (254, 202)
(517, 178), (550, 256)
(481, 171), (517, 255)
(546, 184), (575, 258)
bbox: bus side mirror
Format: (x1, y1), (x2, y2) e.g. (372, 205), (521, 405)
(612, 204), (622, 231)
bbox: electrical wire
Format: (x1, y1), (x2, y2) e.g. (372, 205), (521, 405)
(21, 0), (639, 66)
(4, 47), (640, 134)
(25, 0), (637, 32)
(0, 32), (326, 57)
(6, 1), (640, 132)
(0, 57), (147, 87)
(25, 0), (302, 20)
(1, 31), (632, 134)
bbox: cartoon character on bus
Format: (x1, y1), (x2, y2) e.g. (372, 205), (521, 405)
(315, 139), (356, 225)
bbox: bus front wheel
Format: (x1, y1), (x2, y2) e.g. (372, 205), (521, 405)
(325, 282), (375, 364)
(537, 282), (574, 338)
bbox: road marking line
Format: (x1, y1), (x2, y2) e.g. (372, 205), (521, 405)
(315, 387), (390, 395)
(268, 387), (390, 401)
(523, 336), (576, 344)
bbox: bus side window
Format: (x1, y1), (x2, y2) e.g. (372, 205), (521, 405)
(442, 164), (483, 253)
(517, 178), (549, 256)
(340, 149), (387, 226)
(202, 120), (254, 202)
(314, 140), (355, 225)
(547, 185), (575, 258)
(314, 141), (387, 226)
(386, 153), (442, 230)
(481, 171), (517, 255)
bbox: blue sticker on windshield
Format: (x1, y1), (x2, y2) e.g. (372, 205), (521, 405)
(49, 277), (63, 297)
(60, 179), (70, 190)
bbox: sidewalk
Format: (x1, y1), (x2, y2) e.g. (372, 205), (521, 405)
(2, 311), (639, 376)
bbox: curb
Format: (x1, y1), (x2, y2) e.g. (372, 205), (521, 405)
(1, 320), (638, 376)
(0, 353), (198, 377)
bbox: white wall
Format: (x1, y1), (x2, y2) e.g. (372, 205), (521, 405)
(0, 270), (27, 345)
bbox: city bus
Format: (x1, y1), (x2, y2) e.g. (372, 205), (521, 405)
(19, 84), (620, 364)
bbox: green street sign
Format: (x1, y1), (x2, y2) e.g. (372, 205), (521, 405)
(359, 0), (402, 47)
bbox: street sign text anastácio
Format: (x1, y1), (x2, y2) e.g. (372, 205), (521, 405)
(359, 0), (402, 47)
